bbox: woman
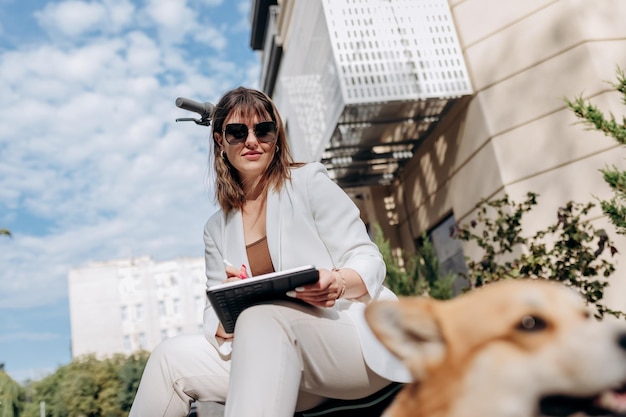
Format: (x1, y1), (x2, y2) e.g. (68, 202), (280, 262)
(129, 87), (410, 417)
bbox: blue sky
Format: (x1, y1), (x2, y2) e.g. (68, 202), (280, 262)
(0, 0), (259, 383)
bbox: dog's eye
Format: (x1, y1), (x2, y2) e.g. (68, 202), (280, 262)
(516, 315), (547, 332)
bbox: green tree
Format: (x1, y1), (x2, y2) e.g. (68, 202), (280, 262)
(565, 67), (626, 235)
(0, 367), (24, 417)
(0, 230), (10, 237)
(22, 352), (149, 417)
(115, 352), (149, 412)
(23, 370), (66, 417)
(455, 192), (621, 318)
(373, 223), (455, 299)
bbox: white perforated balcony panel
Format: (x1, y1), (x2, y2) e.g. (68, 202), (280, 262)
(269, 0), (472, 188)
(322, 0), (471, 103)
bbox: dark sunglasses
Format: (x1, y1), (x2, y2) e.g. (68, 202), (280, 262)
(223, 121), (277, 144)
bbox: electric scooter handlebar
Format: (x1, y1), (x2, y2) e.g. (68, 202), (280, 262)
(175, 97), (214, 126)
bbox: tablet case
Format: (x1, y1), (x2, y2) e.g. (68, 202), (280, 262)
(206, 265), (319, 333)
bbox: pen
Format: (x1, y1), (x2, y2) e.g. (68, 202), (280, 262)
(223, 259), (249, 279)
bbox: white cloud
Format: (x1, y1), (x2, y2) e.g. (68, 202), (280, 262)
(145, 0), (193, 28)
(192, 25), (227, 50)
(0, 0), (258, 311)
(143, 0), (196, 44)
(35, 0), (108, 37)
(34, 0), (135, 38)
(103, 0), (135, 30)
(125, 30), (162, 74)
(138, 0), (228, 49)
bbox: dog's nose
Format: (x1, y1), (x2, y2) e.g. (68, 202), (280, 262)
(618, 332), (626, 351)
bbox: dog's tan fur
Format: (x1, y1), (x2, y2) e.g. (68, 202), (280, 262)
(365, 279), (626, 417)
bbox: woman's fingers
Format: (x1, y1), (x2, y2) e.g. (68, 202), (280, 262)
(224, 265), (239, 277)
(288, 276), (341, 306)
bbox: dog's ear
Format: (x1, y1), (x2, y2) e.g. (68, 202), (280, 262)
(365, 298), (445, 380)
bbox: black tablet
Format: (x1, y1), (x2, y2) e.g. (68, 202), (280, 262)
(207, 265), (319, 333)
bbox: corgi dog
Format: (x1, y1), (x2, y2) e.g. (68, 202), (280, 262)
(365, 279), (626, 417)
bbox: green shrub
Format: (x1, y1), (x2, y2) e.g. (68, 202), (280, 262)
(455, 192), (621, 318)
(373, 223), (455, 299)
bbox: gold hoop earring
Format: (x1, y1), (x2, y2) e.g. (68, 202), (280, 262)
(221, 150), (226, 159)
(275, 145), (280, 153)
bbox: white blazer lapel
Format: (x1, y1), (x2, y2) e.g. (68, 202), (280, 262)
(223, 210), (250, 272)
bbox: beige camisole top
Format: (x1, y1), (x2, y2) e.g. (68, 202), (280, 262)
(245, 236), (275, 276)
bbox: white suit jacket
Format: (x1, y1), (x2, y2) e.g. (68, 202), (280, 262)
(202, 162), (411, 383)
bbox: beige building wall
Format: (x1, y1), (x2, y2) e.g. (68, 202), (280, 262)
(390, 0), (626, 309)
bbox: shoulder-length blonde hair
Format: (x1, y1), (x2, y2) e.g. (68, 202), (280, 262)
(211, 87), (299, 213)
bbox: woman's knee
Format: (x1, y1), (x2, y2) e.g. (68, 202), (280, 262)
(151, 335), (187, 358)
(236, 303), (281, 324)
(234, 303), (301, 337)
(148, 334), (208, 370)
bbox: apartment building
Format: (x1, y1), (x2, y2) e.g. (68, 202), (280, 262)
(68, 256), (206, 358)
(250, 0), (626, 308)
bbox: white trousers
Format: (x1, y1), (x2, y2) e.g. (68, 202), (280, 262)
(129, 301), (391, 417)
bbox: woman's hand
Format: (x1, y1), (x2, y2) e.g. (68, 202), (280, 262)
(286, 268), (344, 307)
(216, 323), (234, 339)
(223, 263), (247, 283)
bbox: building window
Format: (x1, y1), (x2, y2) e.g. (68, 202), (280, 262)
(121, 305), (129, 321)
(135, 303), (144, 320)
(173, 298), (181, 315)
(123, 335), (131, 352)
(158, 300), (166, 316)
(133, 275), (141, 292)
(160, 329), (168, 340)
(422, 213), (469, 297)
(138, 332), (147, 349)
